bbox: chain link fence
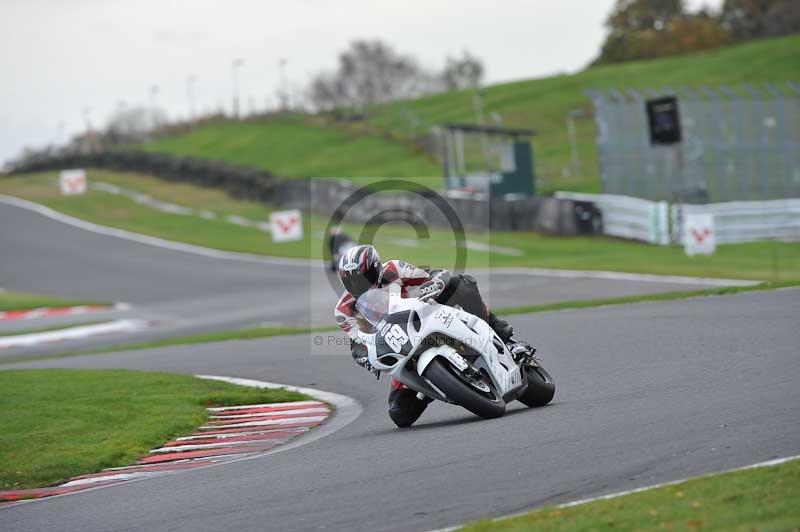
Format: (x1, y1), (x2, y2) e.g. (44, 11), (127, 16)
(587, 83), (800, 203)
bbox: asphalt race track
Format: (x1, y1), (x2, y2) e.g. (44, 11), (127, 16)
(1, 201), (798, 531)
(1, 295), (798, 530)
(0, 200), (733, 359)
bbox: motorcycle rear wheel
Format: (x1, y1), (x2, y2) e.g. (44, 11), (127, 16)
(423, 358), (505, 419)
(517, 364), (555, 407)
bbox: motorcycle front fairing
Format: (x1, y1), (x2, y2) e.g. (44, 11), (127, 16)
(411, 302), (525, 400)
(357, 284), (525, 402)
(357, 287), (447, 401)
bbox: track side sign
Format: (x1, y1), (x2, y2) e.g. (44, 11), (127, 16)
(684, 213), (715, 256)
(59, 169), (87, 195)
(269, 209), (303, 242)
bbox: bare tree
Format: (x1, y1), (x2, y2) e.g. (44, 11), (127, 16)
(307, 39), (441, 115)
(442, 50), (485, 90)
(104, 105), (167, 145)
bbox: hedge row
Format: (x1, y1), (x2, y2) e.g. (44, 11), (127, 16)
(10, 150), (279, 203)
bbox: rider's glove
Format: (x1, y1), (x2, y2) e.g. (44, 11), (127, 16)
(418, 270), (451, 302)
(351, 342), (372, 371)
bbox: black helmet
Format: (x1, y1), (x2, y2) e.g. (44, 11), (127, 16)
(338, 245), (381, 297)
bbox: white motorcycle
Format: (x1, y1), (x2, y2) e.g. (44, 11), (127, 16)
(356, 283), (555, 419)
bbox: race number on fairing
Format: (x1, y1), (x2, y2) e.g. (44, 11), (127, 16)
(377, 319), (409, 353)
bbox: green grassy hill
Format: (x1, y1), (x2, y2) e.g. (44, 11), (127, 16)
(146, 35), (800, 193)
(144, 115), (440, 181)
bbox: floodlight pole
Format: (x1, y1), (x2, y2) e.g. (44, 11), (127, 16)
(567, 109), (583, 178)
(186, 75), (197, 121)
(82, 107), (95, 152)
(278, 58), (289, 110)
(231, 58), (244, 119)
(53, 120), (66, 147)
(149, 85), (159, 110)
(472, 87), (491, 168)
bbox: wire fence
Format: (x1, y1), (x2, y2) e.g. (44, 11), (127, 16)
(587, 83), (800, 203)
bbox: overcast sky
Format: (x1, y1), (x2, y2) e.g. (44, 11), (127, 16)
(0, 0), (722, 166)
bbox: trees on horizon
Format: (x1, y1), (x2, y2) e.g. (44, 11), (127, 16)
(594, 0), (799, 65)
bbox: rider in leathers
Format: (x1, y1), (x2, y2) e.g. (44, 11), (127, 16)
(334, 244), (530, 428)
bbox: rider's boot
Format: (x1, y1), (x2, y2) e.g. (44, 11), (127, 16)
(487, 311), (514, 343)
(388, 379), (432, 428)
(487, 312), (537, 362)
(508, 339), (536, 361)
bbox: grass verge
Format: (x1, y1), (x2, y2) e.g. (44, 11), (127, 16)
(494, 281), (800, 316)
(2, 171), (798, 282)
(459, 458), (800, 531)
(0, 291), (105, 312)
(0, 369), (308, 490)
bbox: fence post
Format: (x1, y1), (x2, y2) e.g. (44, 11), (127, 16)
(766, 84), (791, 199)
(701, 86), (727, 202)
(745, 84), (770, 200)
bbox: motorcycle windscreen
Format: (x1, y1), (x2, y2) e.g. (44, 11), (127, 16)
(355, 286), (391, 326)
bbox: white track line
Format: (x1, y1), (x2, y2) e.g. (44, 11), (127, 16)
(60, 471), (163, 487)
(150, 438), (292, 453)
(196, 376), (360, 416)
(210, 407), (329, 419)
(475, 267), (758, 287)
(199, 415), (328, 430)
(0, 195), (759, 287)
(0, 303), (131, 322)
(174, 428), (309, 441)
(0, 319), (150, 349)
(464, 241), (523, 256)
(0, 194), (311, 267)
(428, 454), (800, 532)
(207, 400), (324, 412)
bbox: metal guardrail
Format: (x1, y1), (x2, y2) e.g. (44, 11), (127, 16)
(677, 200), (800, 244)
(556, 191), (800, 245)
(555, 191), (669, 245)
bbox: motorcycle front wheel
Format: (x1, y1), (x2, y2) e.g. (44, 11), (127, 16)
(517, 364), (555, 407)
(423, 358), (505, 419)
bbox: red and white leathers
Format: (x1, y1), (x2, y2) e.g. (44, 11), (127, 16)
(334, 259), (430, 396)
(334, 259), (430, 341)
(333, 260), (518, 427)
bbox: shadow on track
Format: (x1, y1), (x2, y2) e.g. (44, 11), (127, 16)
(368, 402), (560, 436)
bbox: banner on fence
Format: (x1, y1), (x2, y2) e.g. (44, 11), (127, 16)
(269, 209), (303, 243)
(59, 169), (87, 195)
(683, 213), (716, 256)
(557, 191), (799, 246)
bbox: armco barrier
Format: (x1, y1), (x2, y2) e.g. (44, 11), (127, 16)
(556, 191), (800, 245)
(677, 200), (800, 244)
(556, 191), (669, 245)
(277, 179), (582, 235)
